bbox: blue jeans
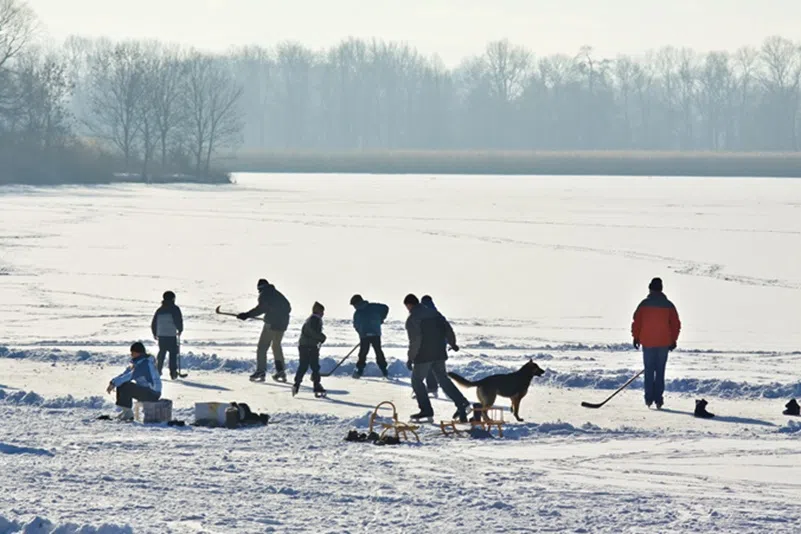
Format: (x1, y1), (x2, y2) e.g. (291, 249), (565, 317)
(643, 347), (669, 405)
(412, 360), (469, 416)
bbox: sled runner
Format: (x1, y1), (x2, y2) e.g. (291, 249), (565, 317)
(368, 400), (420, 443)
(439, 405), (505, 438)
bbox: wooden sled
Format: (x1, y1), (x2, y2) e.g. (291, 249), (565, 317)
(368, 401), (420, 443)
(439, 405), (505, 438)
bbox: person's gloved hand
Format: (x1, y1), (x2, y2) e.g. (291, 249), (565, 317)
(633, 340), (640, 350)
(450, 344), (459, 352)
(669, 342), (677, 351)
(237, 312), (248, 321)
(406, 360), (413, 371)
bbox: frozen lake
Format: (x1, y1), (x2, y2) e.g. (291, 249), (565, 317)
(2, 174), (801, 533)
(3, 173), (801, 355)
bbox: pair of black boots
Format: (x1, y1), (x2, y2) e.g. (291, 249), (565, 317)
(345, 429), (400, 445)
(784, 399), (800, 416)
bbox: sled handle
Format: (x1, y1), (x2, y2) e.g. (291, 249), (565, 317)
(368, 401), (398, 434)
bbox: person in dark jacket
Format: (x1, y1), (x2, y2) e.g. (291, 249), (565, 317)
(418, 295), (441, 398)
(350, 294), (390, 378)
(293, 301), (327, 397)
(238, 279), (292, 382)
(631, 277), (682, 409)
(151, 290), (183, 379)
(106, 342), (162, 421)
(404, 293), (470, 422)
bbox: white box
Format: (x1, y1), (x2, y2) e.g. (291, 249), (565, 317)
(133, 399), (172, 423)
(194, 401), (228, 426)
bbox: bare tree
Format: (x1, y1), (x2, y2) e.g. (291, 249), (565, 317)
(274, 42), (314, 148)
(484, 39), (531, 103)
(14, 49), (73, 149)
(0, 0), (35, 69)
(150, 44), (187, 168)
(136, 48), (160, 181)
(185, 52), (243, 176)
(85, 40), (145, 169)
(759, 36), (801, 149)
(0, 0), (35, 127)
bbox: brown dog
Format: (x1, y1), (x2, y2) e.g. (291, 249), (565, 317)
(448, 359), (545, 421)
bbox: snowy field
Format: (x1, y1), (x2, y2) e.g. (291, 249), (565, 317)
(1, 173), (801, 533)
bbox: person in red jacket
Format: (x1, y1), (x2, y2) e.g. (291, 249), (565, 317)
(631, 277), (681, 409)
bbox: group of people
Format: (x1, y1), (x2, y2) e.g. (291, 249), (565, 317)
(106, 276), (682, 423)
(230, 279), (470, 421)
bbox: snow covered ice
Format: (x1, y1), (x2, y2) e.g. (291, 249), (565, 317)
(2, 174), (801, 533)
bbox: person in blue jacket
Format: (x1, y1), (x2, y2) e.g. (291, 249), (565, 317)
(350, 294), (390, 378)
(106, 342), (162, 421)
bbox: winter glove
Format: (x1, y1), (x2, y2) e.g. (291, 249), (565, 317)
(406, 360), (413, 371)
(669, 342), (677, 351)
(237, 312), (249, 321)
(633, 340), (640, 350)
(450, 344), (459, 352)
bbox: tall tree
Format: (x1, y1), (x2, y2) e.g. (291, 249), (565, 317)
(85, 40), (145, 170)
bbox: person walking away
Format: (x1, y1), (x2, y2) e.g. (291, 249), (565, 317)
(106, 342), (162, 421)
(631, 277), (681, 409)
(418, 295), (442, 398)
(404, 293), (471, 423)
(350, 294), (390, 378)
(238, 279), (292, 382)
(293, 301), (327, 398)
(151, 290), (183, 380)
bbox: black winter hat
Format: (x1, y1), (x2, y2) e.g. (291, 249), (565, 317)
(163, 291), (175, 301)
(648, 277), (663, 292)
(130, 342), (146, 354)
(257, 279), (269, 289)
(404, 293), (419, 306)
(313, 301), (325, 313)
(350, 294), (364, 306)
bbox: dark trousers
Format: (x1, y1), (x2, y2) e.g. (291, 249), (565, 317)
(295, 345), (322, 389)
(116, 382), (160, 409)
(157, 336), (179, 377)
(425, 369), (439, 392)
(357, 336), (387, 372)
(411, 360), (469, 415)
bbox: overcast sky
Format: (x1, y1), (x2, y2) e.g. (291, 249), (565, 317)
(27, 0), (801, 66)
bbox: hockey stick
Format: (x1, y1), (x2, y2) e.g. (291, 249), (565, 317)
(580, 369), (644, 409)
(176, 335), (188, 378)
(215, 305), (263, 320)
(320, 343), (360, 377)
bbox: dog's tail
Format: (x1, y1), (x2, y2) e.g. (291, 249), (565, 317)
(447, 372), (477, 388)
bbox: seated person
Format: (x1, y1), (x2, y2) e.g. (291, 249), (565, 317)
(106, 342), (162, 421)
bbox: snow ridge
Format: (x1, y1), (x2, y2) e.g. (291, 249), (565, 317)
(0, 387), (110, 410)
(0, 514), (133, 533)
(3, 345), (801, 400)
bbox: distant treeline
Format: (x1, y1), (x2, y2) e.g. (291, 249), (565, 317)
(67, 32), (801, 153)
(5, 0), (801, 185)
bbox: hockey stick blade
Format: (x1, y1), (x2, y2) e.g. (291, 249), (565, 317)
(320, 343), (360, 377)
(579, 369), (644, 409)
(215, 305), (239, 317)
